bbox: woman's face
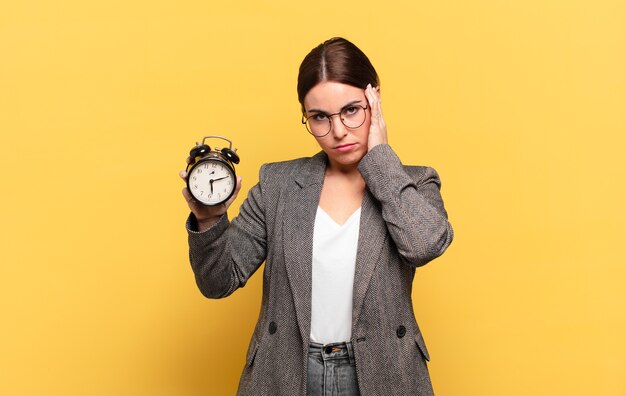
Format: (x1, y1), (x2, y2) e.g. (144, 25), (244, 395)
(303, 81), (371, 171)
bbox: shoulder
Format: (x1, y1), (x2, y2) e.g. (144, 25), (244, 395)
(259, 156), (312, 183)
(261, 156), (311, 175)
(257, 151), (326, 188)
(361, 144), (442, 188)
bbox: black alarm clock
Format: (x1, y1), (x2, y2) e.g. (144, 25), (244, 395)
(185, 136), (240, 206)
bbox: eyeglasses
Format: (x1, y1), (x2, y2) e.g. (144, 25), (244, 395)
(301, 104), (369, 137)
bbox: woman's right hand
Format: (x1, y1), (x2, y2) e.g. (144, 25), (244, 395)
(180, 156), (243, 232)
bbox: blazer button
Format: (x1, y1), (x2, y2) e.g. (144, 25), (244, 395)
(396, 325), (406, 338)
(268, 321), (277, 334)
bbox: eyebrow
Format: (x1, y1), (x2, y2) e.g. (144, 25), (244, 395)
(306, 99), (365, 115)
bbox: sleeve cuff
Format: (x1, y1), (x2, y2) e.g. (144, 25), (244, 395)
(186, 212), (229, 236)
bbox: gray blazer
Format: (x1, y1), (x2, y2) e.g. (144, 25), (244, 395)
(186, 144), (453, 395)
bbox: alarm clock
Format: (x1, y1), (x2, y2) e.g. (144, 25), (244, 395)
(185, 135), (240, 206)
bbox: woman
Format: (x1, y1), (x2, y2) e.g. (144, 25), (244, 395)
(180, 37), (453, 396)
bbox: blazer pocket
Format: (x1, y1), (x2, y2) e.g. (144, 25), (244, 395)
(245, 339), (259, 367)
(414, 332), (431, 362)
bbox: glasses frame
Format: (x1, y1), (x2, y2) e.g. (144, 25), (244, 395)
(301, 104), (369, 137)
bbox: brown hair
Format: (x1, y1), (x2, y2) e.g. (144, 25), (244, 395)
(297, 37), (379, 108)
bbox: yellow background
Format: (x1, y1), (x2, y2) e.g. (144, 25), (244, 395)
(1, 0), (625, 394)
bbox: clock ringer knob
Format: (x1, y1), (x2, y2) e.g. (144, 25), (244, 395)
(221, 148), (240, 164)
(190, 144), (211, 159)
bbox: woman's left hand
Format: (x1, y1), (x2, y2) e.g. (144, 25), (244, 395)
(365, 83), (388, 151)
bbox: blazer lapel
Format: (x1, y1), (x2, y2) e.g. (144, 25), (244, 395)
(281, 152), (388, 341)
(282, 152), (326, 343)
(352, 189), (387, 328)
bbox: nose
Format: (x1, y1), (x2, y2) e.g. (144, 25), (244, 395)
(329, 115), (348, 139)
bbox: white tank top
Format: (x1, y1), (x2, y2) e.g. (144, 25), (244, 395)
(310, 206), (361, 344)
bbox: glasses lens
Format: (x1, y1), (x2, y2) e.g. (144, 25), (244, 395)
(341, 106), (366, 129)
(305, 116), (330, 136)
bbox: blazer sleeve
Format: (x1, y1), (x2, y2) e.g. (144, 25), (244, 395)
(358, 144), (454, 267)
(186, 165), (268, 298)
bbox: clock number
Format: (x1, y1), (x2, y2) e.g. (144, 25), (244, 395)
(197, 169), (202, 174)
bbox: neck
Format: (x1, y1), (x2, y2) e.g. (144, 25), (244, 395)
(325, 161), (365, 185)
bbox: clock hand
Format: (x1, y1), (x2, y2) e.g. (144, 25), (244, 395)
(209, 179), (214, 194)
(212, 176), (229, 182)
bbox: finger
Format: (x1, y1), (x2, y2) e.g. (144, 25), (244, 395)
(365, 83), (375, 103)
(369, 86), (381, 110)
(186, 156), (194, 165)
(365, 85), (378, 118)
(377, 99), (385, 123)
(179, 170), (187, 180)
(366, 84), (384, 123)
(374, 86), (383, 113)
(224, 176), (243, 208)
(182, 187), (194, 203)
(182, 187), (199, 212)
(370, 98), (384, 128)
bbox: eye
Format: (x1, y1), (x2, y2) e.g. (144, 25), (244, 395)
(311, 113), (328, 122)
(342, 106), (359, 116)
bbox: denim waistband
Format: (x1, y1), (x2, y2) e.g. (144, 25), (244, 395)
(309, 341), (355, 365)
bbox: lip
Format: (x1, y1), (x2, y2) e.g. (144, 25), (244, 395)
(334, 143), (357, 152)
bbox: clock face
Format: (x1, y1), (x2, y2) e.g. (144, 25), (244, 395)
(188, 159), (236, 205)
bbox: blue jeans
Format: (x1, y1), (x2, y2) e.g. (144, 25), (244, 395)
(307, 342), (360, 396)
